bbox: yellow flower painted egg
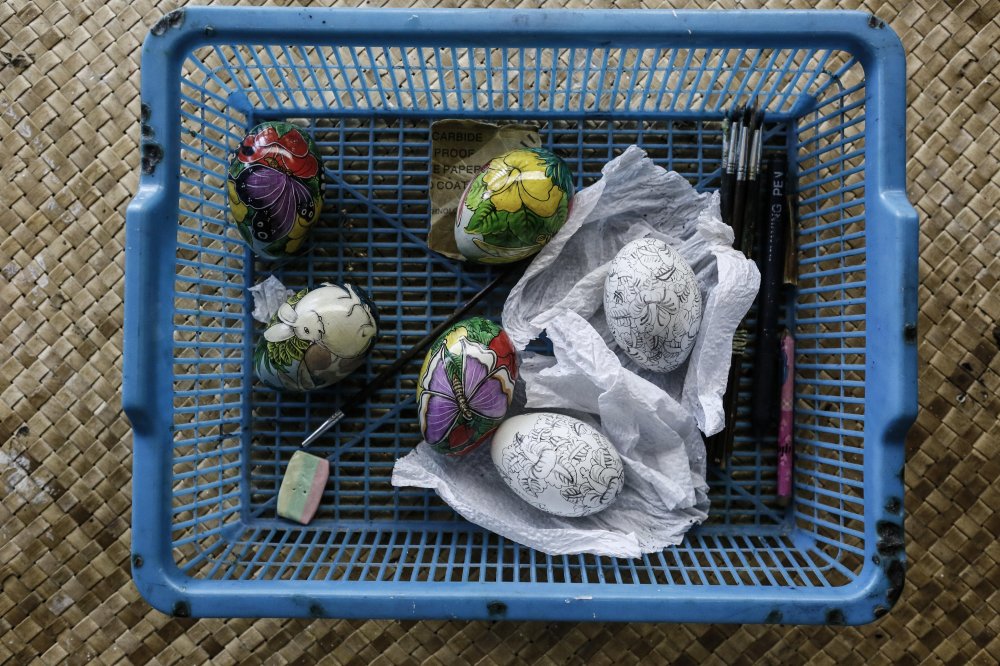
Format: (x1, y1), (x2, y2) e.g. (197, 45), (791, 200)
(455, 148), (574, 264)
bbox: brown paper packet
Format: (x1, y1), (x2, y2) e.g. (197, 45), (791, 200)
(428, 120), (540, 260)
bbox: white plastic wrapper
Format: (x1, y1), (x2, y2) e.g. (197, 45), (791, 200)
(249, 275), (295, 324)
(392, 146), (760, 557)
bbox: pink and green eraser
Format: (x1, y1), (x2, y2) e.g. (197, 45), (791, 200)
(277, 451), (329, 525)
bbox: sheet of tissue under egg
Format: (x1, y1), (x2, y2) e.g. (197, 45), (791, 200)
(392, 146), (761, 558)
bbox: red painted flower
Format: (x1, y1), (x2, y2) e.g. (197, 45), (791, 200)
(447, 423), (476, 452)
(237, 125), (319, 179)
(487, 330), (518, 382)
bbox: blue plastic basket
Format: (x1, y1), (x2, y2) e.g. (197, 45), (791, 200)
(124, 7), (917, 624)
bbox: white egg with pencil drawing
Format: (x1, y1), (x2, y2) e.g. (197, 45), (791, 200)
(490, 412), (625, 518)
(603, 237), (703, 373)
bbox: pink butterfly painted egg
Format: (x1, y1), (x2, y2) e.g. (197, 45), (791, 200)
(228, 121), (324, 259)
(416, 317), (518, 456)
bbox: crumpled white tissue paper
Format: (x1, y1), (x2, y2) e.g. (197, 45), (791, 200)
(249, 275), (295, 324)
(392, 146), (760, 557)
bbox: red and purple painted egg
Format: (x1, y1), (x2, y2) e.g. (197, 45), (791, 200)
(227, 121), (324, 259)
(416, 316), (519, 456)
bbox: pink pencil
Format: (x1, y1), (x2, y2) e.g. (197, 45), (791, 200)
(777, 330), (795, 506)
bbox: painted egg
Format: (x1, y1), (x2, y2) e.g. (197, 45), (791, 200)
(228, 121), (324, 259)
(455, 148), (574, 264)
(253, 282), (379, 391)
(604, 237), (703, 372)
(490, 412), (625, 517)
(416, 317), (518, 456)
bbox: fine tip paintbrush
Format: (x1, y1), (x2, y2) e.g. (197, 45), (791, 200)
(740, 108), (765, 257)
(717, 106), (765, 468)
(722, 105), (743, 225)
(710, 100), (769, 469)
(720, 113), (731, 223)
(729, 105), (755, 245)
(300, 268), (516, 448)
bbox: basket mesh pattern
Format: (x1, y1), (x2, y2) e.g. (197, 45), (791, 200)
(3, 0), (997, 662)
(166, 36), (867, 588)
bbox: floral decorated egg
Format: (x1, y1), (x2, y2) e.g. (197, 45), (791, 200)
(455, 148), (574, 264)
(604, 237), (703, 372)
(228, 121), (324, 259)
(490, 412), (625, 517)
(253, 282), (379, 391)
(416, 317), (518, 456)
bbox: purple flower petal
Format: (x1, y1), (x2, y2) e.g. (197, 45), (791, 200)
(423, 392), (460, 443)
(236, 165), (313, 239)
(467, 373), (509, 419)
(460, 340), (489, 391)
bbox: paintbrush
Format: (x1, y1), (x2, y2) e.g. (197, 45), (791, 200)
(740, 108), (765, 257)
(710, 102), (767, 468)
(729, 105), (753, 244)
(301, 268), (517, 448)
(721, 105), (743, 225)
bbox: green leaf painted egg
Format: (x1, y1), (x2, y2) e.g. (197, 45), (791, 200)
(454, 148), (574, 264)
(228, 121), (324, 260)
(253, 282), (379, 392)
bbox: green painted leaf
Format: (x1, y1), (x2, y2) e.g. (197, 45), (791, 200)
(461, 317), (500, 347)
(228, 159), (246, 179)
(465, 201), (503, 235)
(530, 148), (575, 198)
(255, 288), (311, 374)
(252, 339), (268, 369)
(236, 221), (253, 244)
(443, 345), (464, 384)
(463, 174), (487, 210)
(270, 121), (296, 138)
(307, 178), (322, 199)
(509, 208), (549, 247)
(545, 195), (569, 235)
(283, 288), (308, 311)
(262, 335), (309, 374)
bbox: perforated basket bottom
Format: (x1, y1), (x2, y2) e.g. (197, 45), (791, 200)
(166, 115), (847, 586)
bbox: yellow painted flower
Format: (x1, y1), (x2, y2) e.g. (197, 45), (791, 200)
(482, 150), (563, 219)
(282, 193), (322, 254)
(228, 180), (248, 223)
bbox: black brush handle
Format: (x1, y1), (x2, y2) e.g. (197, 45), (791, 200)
(754, 164), (771, 268)
(730, 176), (748, 245)
(751, 156), (788, 434)
(356, 269), (513, 404)
(301, 267), (517, 448)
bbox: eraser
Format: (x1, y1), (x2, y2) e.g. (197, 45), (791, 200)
(277, 451), (329, 525)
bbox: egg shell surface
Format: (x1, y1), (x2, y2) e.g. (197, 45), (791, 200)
(228, 121), (324, 259)
(416, 317), (518, 456)
(490, 412), (625, 517)
(604, 237), (703, 372)
(455, 148), (574, 264)
(253, 282), (379, 391)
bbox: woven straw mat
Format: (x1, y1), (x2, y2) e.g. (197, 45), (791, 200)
(2, 0), (998, 663)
